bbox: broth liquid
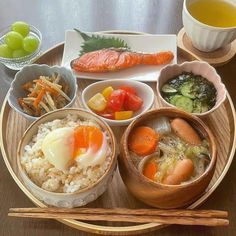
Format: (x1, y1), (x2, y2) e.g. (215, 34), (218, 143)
(188, 0), (236, 27)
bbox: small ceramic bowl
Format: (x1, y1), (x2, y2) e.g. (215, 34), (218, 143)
(183, 0), (236, 52)
(0, 24), (42, 70)
(119, 108), (217, 209)
(82, 79), (155, 126)
(17, 108), (117, 208)
(157, 61), (227, 117)
(8, 64), (78, 121)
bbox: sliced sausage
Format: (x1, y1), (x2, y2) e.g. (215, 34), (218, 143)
(163, 158), (194, 185)
(171, 118), (201, 145)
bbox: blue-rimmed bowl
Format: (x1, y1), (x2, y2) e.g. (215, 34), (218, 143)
(8, 64), (78, 121)
(0, 24), (42, 70)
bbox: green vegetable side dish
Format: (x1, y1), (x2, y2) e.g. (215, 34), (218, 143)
(74, 28), (130, 56)
(161, 72), (217, 113)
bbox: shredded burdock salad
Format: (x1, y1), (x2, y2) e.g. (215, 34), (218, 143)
(18, 73), (71, 117)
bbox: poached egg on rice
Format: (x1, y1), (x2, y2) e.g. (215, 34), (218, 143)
(42, 125), (107, 171)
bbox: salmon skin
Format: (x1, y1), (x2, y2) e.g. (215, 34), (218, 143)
(71, 48), (174, 73)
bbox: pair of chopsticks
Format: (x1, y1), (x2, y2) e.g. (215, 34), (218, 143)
(8, 208), (229, 226)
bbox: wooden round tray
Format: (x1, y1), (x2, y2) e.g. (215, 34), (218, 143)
(1, 40), (236, 235)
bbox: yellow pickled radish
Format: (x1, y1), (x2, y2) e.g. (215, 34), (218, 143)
(115, 111), (133, 120)
(102, 86), (114, 99)
(87, 93), (107, 112)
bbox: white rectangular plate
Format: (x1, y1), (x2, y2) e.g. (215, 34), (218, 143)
(62, 30), (177, 82)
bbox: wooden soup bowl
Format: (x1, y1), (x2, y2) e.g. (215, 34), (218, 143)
(119, 108), (217, 209)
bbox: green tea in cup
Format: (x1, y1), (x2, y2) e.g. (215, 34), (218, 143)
(188, 0), (236, 28)
(183, 0), (236, 51)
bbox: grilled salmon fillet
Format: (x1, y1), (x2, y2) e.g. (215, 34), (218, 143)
(71, 48), (174, 73)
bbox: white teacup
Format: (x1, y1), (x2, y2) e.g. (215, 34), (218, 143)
(182, 0), (236, 52)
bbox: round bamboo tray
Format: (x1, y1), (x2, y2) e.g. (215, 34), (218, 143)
(1, 32), (236, 235)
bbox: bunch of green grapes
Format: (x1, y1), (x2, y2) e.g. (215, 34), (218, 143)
(0, 21), (40, 58)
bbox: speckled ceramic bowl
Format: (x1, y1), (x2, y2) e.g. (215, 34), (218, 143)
(157, 61), (227, 117)
(17, 108), (117, 208)
(8, 64), (78, 121)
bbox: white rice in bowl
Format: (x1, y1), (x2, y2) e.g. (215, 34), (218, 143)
(20, 114), (112, 193)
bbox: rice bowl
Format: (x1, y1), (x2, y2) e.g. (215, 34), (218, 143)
(17, 108), (117, 207)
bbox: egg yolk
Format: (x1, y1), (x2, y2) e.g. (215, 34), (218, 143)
(42, 125), (106, 171)
(73, 126), (103, 157)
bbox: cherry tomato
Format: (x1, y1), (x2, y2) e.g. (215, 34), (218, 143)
(107, 89), (126, 112)
(119, 86), (136, 95)
(124, 93), (143, 111)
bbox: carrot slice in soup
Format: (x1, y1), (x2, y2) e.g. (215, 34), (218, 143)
(128, 126), (159, 156)
(143, 161), (158, 180)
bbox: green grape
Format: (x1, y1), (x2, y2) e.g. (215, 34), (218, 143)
(11, 21), (30, 37)
(12, 49), (29, 58)
(0, 44), (13, 58)
(4, 31), (23, 50)
(23, 35), (39, 53)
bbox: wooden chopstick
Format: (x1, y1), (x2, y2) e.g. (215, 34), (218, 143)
(8, 208), (229, 227)
(9, 207), (228, 218)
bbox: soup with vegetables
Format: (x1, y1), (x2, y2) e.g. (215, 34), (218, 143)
(128, 117), (211, 185)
